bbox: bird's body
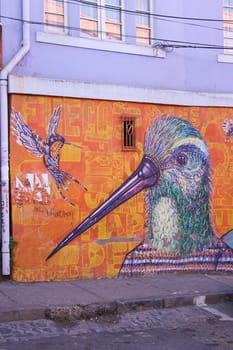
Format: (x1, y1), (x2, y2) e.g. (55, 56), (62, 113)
(11, 106), (86, 206)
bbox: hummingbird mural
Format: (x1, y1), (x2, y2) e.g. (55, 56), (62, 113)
(11, 106), (87, 206)
(47, 115), (233, 261)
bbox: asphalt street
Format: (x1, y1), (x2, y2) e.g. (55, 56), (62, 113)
(0, 302), (233, 349)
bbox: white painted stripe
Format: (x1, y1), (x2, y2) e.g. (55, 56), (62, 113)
(194, 296), (233, 321)
(9, 75), (233, 107)
(200, 305), (233, 322)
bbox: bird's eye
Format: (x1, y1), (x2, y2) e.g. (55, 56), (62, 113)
(176, 153), (188, 166)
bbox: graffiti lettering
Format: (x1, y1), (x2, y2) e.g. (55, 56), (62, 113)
(15, 173), (50, 194)
(1, 200), (5, 230)
(34, 205), (45, 214)
(14, 173), (51, 206)
(32, 206), (74, 221)
(3, 186), (9, 215)
(46, 208), (74, 220)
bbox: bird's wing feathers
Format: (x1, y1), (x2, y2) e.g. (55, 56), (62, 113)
(47, 106), (62, 141)
(11, 108), (45, 157)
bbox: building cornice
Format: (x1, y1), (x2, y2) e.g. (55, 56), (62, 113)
(9, 75), (233, 107)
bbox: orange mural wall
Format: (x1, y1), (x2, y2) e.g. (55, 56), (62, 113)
(10, 94), (233, 281)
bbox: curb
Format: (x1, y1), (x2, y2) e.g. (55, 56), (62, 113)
(1, 292), (232, 323)
(0, 308), (46, 323)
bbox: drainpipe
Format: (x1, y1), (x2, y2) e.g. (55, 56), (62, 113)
(0, 0), (30, 275)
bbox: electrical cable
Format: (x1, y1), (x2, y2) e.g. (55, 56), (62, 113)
(0, 14), (222, 49)
(157, 43), (233, 49)
(64, 0), (233, 23)
(1, 4), (233, 51)
(50, 0), (233, 36)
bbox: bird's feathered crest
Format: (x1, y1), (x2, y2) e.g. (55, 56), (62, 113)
(144, 115), (205, 163)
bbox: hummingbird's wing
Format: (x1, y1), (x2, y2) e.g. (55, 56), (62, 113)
(46, 106), (62, 142)
(47, 164), (87, 191)
(11, 108), (45, 157)
(46, 164), (87, 206)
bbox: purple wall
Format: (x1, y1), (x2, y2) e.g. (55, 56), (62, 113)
(1, 0), (22, 64)
(2, 0), (232, 94)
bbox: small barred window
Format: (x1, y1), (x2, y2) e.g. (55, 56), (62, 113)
(122, 116), (136, 151)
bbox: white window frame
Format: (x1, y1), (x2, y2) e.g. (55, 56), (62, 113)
(103, 0), (124, 41)
(79, 0), (125, 42)
(223, 0), (233, 54)
(44, 0), (68, 34)
(218, 0), (233, 63)
(39, 0), (165, 58)
(136, 0), (152, 46)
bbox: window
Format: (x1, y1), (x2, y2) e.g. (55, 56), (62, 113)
(136, 0), (151, 45)
(80, 0), (122, 41)
(122, 116), (136, 151)
(223, 0), (233, 55)
(44, 0), (66, 33)
(40, 0), (164, 57)
(80, 0), (98, 38)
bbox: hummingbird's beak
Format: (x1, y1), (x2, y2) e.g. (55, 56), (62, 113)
(46, 155), (160, 260)
(64, 142), (82, 149)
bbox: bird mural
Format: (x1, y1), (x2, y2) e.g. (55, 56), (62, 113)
(11, 106), (87, 206)
(47, 114), (226, 261)
(143, 115), (215, 255)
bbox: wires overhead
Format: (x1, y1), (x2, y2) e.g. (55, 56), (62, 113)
(154, 41), (233, 50)
(65, 0), (233, 23)
(0, 1), (233, 51)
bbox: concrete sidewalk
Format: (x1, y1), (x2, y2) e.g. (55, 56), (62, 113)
(0, 273), (233, 323)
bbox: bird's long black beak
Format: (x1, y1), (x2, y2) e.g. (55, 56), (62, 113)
(46, 155), (160, 260)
